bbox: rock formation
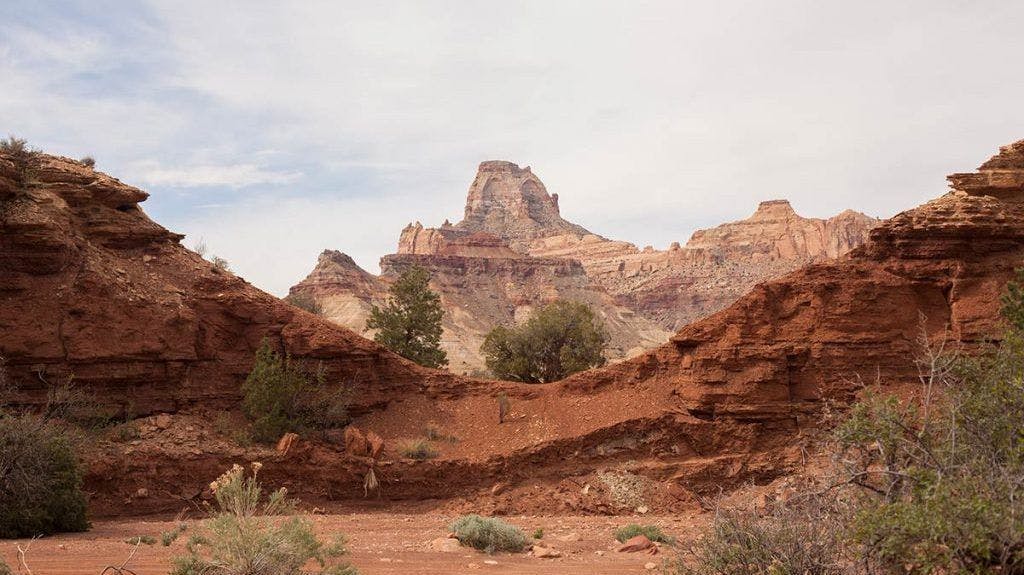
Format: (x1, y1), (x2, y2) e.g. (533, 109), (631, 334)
(295, 161), (878, 368)
(0, 140), (1019, 519)
(0, 153), (463, 417)
(291, 246), (670, 374)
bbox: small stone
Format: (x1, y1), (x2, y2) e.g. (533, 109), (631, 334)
(636, 505), (649, 514)
(135, 487), (149, 498)
(557, 532), (580, 542)
(428, 537), (462, 552)
(594, 550), (605, 556)
(154, 413), (172, 430)
(645, 562), (657, 570)
(532, 545), (561, 558)
(617, 535), (656, 553)
(483, 560), (498, 565)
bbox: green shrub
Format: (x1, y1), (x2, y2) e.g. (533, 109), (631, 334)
(398, 438), (438, 460)
(161, 523), (188, 546)
(676, 499), (845, 575)
(0, 415), (89, 537)
(170, 463), (356, 575)
(481, 300), (607, 383)
(450, 514), (528, 553)
(532, 528), (544, 539)
(615, 524), (674, 544)
(242, 341), (350, 443)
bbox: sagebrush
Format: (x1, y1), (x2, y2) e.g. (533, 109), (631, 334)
(450, 514), (528, 553)
(676, 497), (847, 575)
(171, 463), (356, 575)
(616, 523), (674, 544)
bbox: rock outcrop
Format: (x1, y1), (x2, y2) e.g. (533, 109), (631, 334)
(0, 140), (1020, 520)
(291, 246), (670, 374)
(0, 153), (465, 417)
(297, 161), (878, 368)
(529, 199), (880, 330)
(397, 161), (590, 254)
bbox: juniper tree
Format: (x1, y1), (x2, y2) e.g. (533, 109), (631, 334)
(366, 266), (448, 368)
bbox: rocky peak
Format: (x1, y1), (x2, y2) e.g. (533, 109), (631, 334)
(750, 199), (798, 221)
(455, 160), (591, 249)
(289, 249), (381, 300)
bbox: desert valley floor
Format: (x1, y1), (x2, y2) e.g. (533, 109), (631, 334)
(0, 513), (706, 575)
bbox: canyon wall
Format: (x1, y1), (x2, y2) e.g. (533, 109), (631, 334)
(1, 140), (1020, 517)
(295, 161), (878, 370)
(0, 154), (468, 417)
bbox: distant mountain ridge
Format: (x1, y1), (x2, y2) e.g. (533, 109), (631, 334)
(290, 161), (879, 372)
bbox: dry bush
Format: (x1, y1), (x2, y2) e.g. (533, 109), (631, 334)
(80, 156), (96, 168)
(497, 392), (510, 424)
(397, 438), (437, 460)
(676, 496), (848, 575)
(0, 135), (37, 184)
(0, 415), (89, 537)
(450, 514), (528, 554)
(171, 463), (356, 575)
(42, 375), (121, 429)
(423, 424), (457, 443)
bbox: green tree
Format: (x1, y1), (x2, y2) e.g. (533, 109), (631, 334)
(366, 267), (448, 368)
(481, 300), (607, 383)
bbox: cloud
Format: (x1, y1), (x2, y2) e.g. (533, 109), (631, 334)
(124, 160), (302, 189)
(2, 0), (1024, 296)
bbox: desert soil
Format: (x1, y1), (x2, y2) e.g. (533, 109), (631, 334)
(0, 512), (703, 575)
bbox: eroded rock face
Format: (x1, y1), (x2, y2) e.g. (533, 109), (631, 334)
(0, 154), (467, 416)
(300, 161), (878, 365)
(2, 140), (1020, 519)
(290, 245), (671, 374)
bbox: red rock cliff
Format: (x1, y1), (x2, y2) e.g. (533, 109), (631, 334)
(0, 154), (467, 416)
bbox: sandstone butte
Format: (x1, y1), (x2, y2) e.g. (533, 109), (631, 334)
(0, 139), (1022, 519)
(290, 160), (880, 373)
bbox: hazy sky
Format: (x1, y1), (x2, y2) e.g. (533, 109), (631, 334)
(2, 1), (1022, 295)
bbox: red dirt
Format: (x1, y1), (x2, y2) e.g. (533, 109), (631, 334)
(0, 512), (701, 575)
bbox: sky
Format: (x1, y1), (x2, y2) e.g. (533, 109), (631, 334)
(2, 1), (1023, 296)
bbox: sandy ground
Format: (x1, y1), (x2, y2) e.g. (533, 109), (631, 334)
(0, 512), (703, 575)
